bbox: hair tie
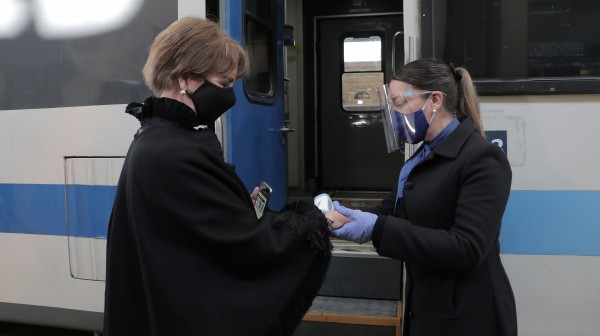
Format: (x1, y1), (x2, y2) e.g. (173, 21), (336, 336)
(449, 63), (462, 82)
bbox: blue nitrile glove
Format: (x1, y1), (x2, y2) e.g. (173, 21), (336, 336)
(330, 201), (377, 244)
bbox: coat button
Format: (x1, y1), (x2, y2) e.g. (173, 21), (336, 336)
(408, 311), (414, 319)
(405, 181), (413, 190)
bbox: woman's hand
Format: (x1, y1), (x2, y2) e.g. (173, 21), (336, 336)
(330, 201), (377, 244)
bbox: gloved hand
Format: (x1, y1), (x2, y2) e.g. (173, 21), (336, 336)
(330, 201), (377, 244)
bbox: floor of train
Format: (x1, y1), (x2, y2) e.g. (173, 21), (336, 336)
(288, 189), (387, 210)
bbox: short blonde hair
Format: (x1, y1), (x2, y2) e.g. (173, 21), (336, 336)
(142, 16), (249, 95)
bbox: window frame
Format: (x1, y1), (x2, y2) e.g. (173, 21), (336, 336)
(339, 31), (386, 112)
(420, 0), (600, 96)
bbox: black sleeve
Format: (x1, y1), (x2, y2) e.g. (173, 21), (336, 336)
(373, 185), (398, 215)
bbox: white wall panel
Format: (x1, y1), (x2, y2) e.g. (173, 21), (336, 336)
(0, 105), (138, 185)
(481, 95), (600, 190)
(0, 233), (105, 312)
(502, 254), (600, 336)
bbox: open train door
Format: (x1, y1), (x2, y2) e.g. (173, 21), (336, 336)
(316, 14), (404, 192)
(220, 0), (289, 210)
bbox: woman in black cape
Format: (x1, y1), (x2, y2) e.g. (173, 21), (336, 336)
(103, 17), (331, 336)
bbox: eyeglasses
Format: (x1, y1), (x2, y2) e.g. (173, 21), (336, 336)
(388, 90), (445, 108)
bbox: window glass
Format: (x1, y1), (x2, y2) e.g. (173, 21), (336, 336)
(341, 34), (384, 112)
(244, 19), (274, 98)
(341, 72), (384, 111)
(244, 0), (275, 103)
(245, 0), (271, 20)
(0, 0), (177, 110)
(527, 0), (598, 77)
(343, 36), (382, 72)
(422, 0), (600, 94)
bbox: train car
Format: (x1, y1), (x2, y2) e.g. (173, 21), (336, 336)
(1, 0), (599, 335)
(0, 0), (288, 332)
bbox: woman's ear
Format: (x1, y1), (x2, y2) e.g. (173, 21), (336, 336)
(178, 77), (188, 91)
(430, 91), (444, 111)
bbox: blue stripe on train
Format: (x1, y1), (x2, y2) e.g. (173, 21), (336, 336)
(501, 190), (600, 256)
(0, 183), (114, 238)
(1, 184), (599, 256)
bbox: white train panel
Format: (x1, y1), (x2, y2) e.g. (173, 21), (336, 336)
(502, 255), (600, 335)
(481, 95), (600, 191)
(0, 106), (138, 185)
(0, 233), (105, 312)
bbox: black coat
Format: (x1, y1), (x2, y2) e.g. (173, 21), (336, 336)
(103, 97), (331, 336)
(372, 118), (517, 336)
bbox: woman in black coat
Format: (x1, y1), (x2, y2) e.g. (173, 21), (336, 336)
(329, 59), (517, 336)
(103, 17), (331, 336)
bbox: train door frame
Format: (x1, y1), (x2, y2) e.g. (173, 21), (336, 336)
(298, 1), (404, 194)
(314, 13), (404, 193)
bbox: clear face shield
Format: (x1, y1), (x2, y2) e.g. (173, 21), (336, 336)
(379, 84), (403, 153)
(379, 84), (435, 152)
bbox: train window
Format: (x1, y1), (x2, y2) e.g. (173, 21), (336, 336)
(243, 0), (276, 104)
(421, 0), (600, 95)
(341, 35), (384, 112)
(343, 36), (382, 72)
(0, 1), (177, 110)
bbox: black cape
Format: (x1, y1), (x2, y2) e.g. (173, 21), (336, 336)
(104, 97), (331, 336)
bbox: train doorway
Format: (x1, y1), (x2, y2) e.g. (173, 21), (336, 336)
(316, 14), (404, 192)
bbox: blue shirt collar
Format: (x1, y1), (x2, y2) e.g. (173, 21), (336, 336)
(426, 118), (460, 150)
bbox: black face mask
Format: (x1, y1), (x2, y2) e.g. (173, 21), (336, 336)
(187, 80), (236, 125)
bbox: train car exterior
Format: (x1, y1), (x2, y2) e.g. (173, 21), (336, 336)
(0, 0), (599, 335)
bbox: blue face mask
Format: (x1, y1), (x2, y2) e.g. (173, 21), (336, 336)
(393, 98), (435, 144)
